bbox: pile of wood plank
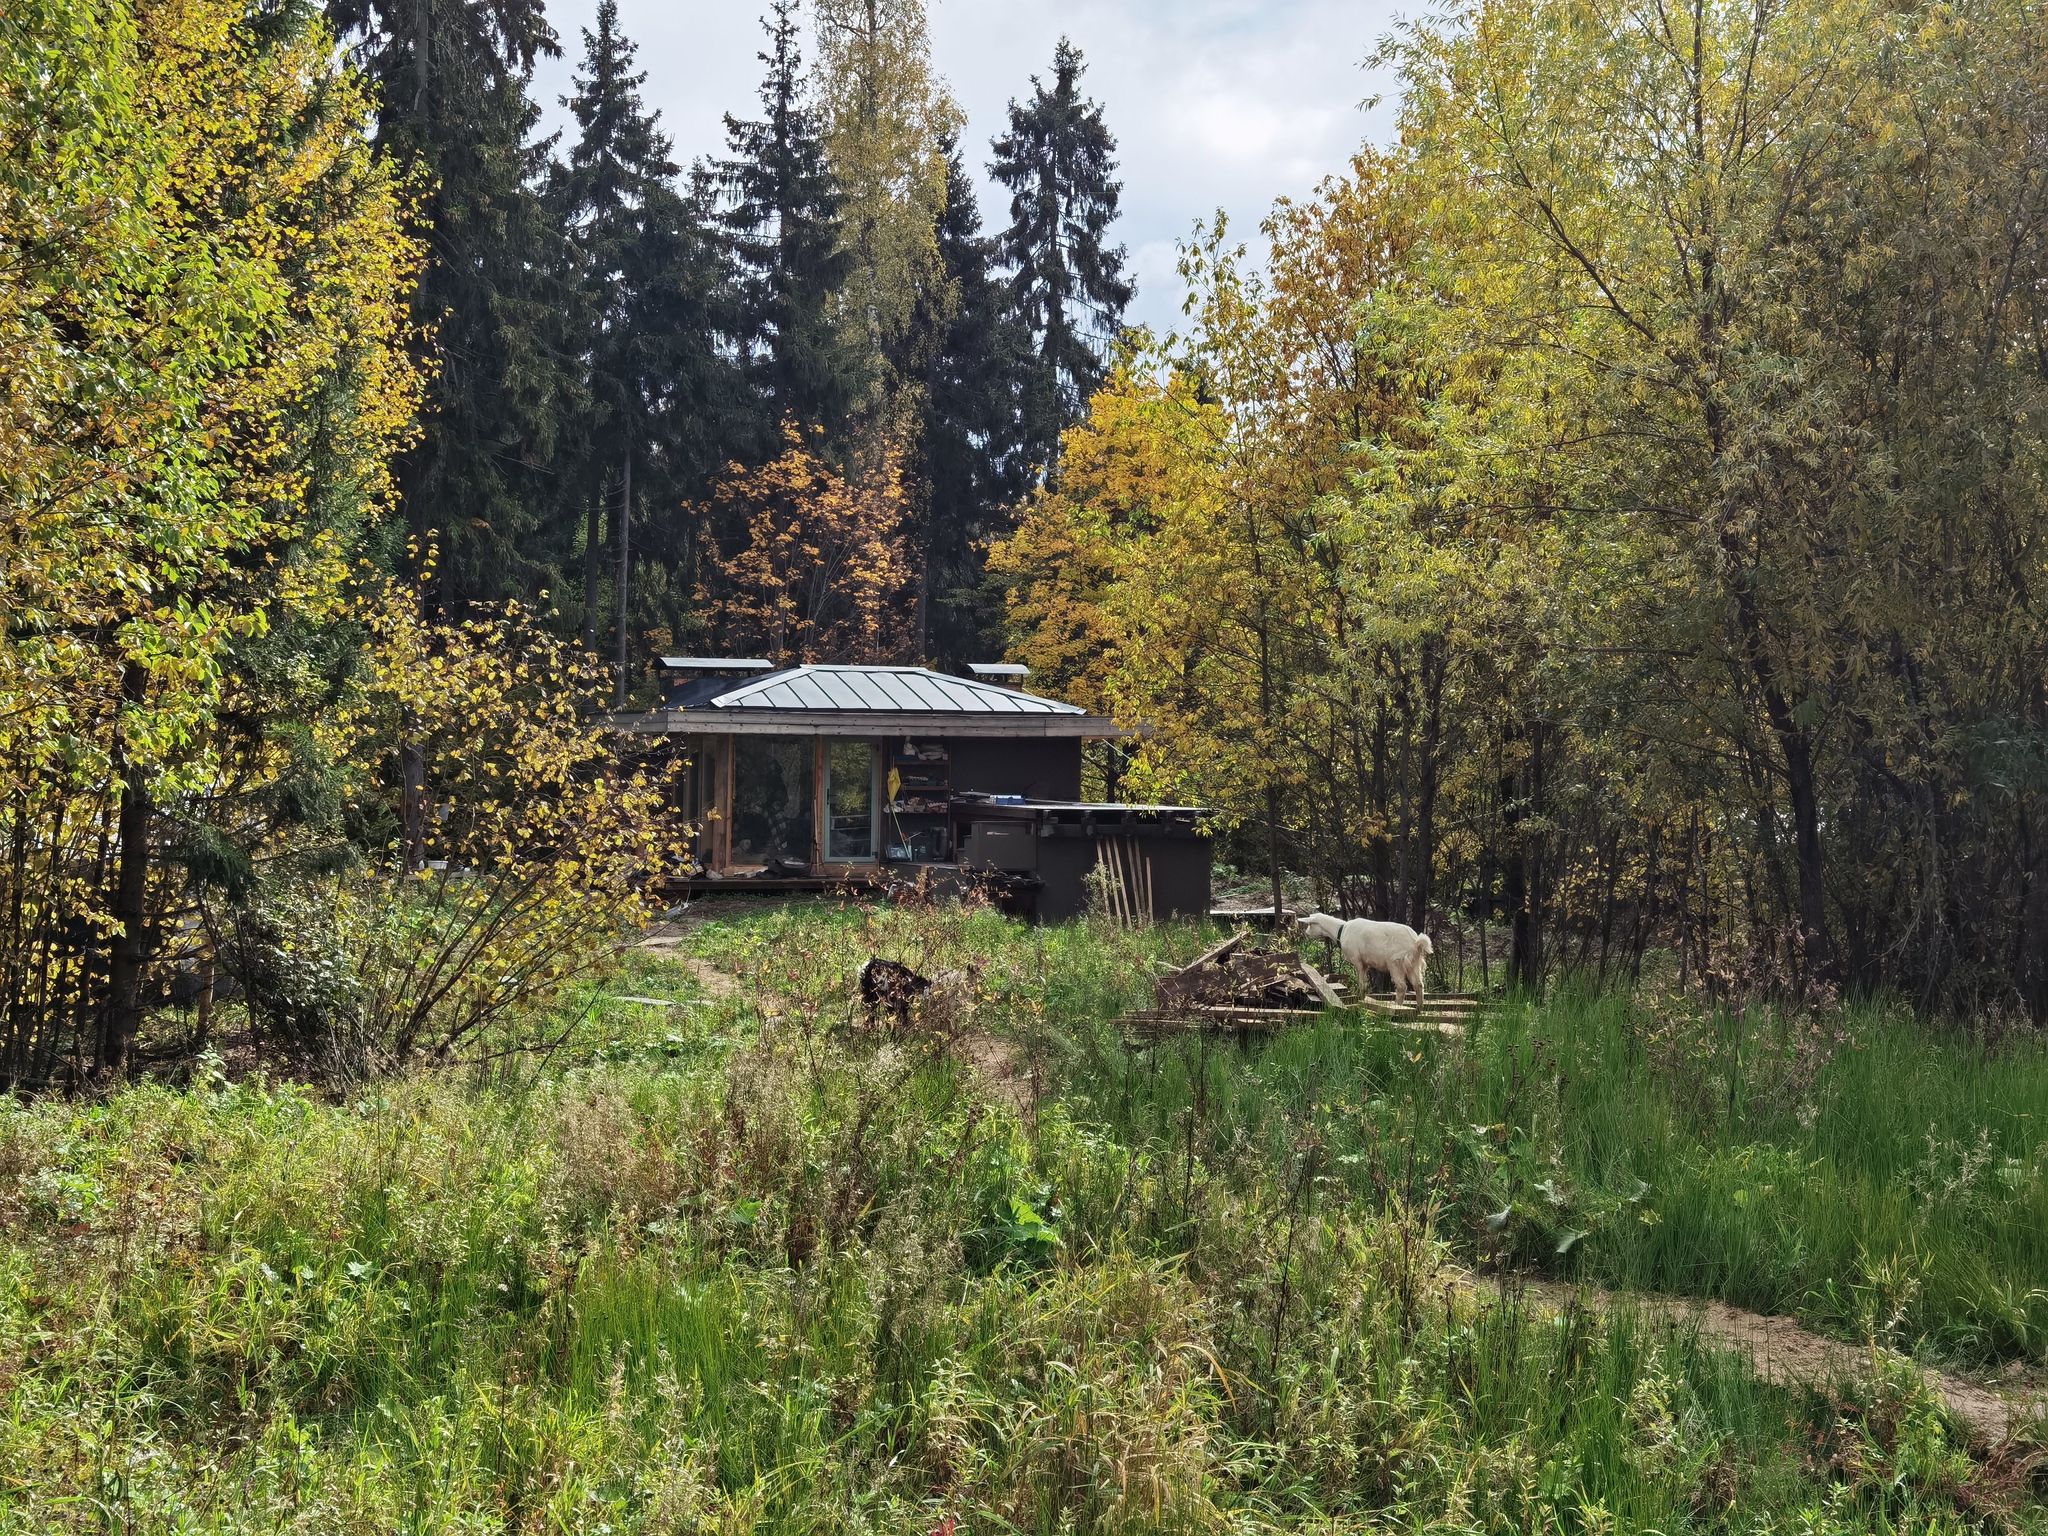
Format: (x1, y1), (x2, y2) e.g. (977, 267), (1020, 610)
(1121, 932), (1484, 1043)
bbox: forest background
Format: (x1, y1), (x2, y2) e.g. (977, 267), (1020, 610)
(2, 0), (2047, 1090)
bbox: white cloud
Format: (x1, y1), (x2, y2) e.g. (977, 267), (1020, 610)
(531, 0), (1406, 333)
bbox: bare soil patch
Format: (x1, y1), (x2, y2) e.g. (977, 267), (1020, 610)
(955, 1030), (1033, 1115)
(634, 906), (751, 999)
(673, 957), (736, 999)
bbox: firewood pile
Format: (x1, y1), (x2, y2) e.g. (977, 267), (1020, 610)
(1122, 934), (1345, 1041)
(1152, 936), (1329, 1011)
(1121, 931), (1480, 1044)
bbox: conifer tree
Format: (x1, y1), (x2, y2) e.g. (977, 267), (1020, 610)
(989, 38), (1133, 480)
(554, 0), (732, 693)
(328, 0), (579, 607)
(717, 1), (855, 442)
(920, 137), (1030, 664)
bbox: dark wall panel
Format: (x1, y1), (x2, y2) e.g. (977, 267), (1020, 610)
(1036, 834), (1212, 923)
(939, 737), (1082, 800)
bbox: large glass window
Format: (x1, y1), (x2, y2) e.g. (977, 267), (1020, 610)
(732, 737), (814, 866)
(825, 740), (876, 861)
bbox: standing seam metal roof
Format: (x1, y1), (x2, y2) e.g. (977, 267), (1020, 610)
(705, 664), (1085, 715)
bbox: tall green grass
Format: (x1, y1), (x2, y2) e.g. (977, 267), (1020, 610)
(1060, 975), (2048, 1366)
(0, 901), (2035, 1532)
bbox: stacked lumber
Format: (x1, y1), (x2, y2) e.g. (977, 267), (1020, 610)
(1351, 992), (1480, 1037)
(1122, 930), (1486, 1043)
(1151, 934), (1330, 1011)
(1130, 934), (1350, 1039)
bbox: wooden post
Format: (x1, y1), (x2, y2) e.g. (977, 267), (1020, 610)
(813, 737), (826, 869)
(716, 735), (734, 871)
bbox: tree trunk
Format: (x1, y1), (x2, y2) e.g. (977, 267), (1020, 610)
(616, 449), (632, 707)
(1631, 821), (1661, 985)
(1370, 700), (1392, 918)
(1721, 527), (1836, 982)
(2017, 800), (2046, 1019)
(1677, 810), (1697, 993)
(400, 709), (426, 874)
(1261, 795), (1283, 926)
(1596, 828), (1621, 985)
(101, 666), (153, 1078)
(1503, 720), (1543, 989)
(413, 0), (429, 113)
(1776, 723), (1833, 982)
(1408, 640), (1445, 932)
(1505, 840), (1533, 988)
(583, 491), (602, 654)
(1745, 648), (1833, 981)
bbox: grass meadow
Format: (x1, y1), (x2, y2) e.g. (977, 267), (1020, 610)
(1, 898), (2043, 1532)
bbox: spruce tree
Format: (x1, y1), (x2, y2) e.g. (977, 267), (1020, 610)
(989, 38), (1133, 480)
(920, 136), (1030, 665)
(554, 0), (733, 694)
(716, 0), (855, 443)
(327, 0), (580, 607)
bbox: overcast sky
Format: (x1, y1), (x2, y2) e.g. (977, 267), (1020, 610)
(529, 0), (1405, 337)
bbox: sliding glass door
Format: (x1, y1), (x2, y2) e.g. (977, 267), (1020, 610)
(732, 737), (814, 865)
(825, 740), (876, 861)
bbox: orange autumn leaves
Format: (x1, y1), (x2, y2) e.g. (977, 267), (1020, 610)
(695, 422), (917, 665)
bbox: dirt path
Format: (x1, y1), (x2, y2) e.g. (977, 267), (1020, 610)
(1483, 1274), (2043, 1446)
(956, 1030), (1033, 1114)
(635, 911), (740, 999)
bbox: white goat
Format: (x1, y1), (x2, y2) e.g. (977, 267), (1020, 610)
(1299, 912), (1435, 1005)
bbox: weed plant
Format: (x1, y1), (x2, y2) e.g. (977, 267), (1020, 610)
(0, 899), (2037, 1532)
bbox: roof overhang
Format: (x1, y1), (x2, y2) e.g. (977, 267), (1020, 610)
(614, 708), (1144, 739)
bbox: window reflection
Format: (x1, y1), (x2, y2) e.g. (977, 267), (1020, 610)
(826, 740), (875, 860)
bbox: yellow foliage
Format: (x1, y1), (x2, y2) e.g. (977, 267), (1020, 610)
(0, 0), (421, 1079)
(313, 570), (683, 1065)
(0, 0), (421, 783)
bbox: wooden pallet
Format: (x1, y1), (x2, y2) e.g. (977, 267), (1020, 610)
(1119, 991), (1490, 1044)
(1350, 991), (1482, 1036)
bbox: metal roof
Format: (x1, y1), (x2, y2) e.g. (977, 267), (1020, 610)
(660, 656), (773, 671)
(966, 662), (1030, 677)
(704, 665), (1085, 715)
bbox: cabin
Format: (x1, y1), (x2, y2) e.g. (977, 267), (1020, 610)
(616, 659), (1211, 921)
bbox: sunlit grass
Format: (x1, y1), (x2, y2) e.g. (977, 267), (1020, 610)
(1058, 974), (2048, 1366)
(0, 900), (2036, 1532)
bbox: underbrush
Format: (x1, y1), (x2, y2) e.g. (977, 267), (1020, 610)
(0, 899), (2039, 1532)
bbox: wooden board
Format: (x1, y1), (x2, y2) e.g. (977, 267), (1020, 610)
(1194, 1004), (1325, 1022)
(1298, 959), (1345, 1008)
(1153, 933), (1246, 1010)
(1184, 933), (1246, 971)
(1117, 1004), (1321, 1041)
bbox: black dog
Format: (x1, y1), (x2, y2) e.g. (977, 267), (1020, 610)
(857, 957), (931, 1030)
